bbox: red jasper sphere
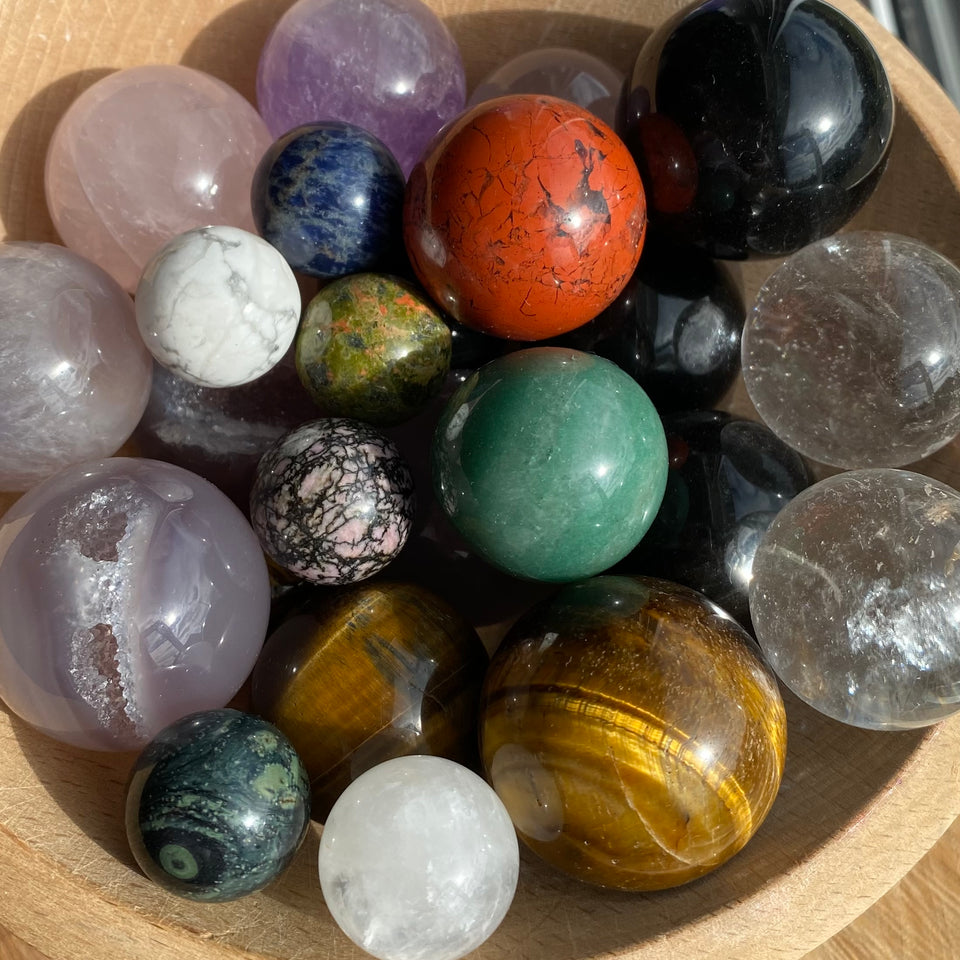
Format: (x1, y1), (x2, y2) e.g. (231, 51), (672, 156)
(403, 95), (647, 341)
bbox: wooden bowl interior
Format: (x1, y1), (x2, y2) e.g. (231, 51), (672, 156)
(1, 1), (960, 958)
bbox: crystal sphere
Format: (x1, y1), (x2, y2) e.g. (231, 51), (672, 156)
(0, 242), (152, 491)
(749, 468), (960, 729)
(318, 755), (519, 960)
(256, 0), (466, 178)
(742, 232), (960, 468)
(0, 458), (271, 750)
(45, 64), (273, 292)
(135, 226), (301, 388)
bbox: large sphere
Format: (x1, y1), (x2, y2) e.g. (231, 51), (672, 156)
(318, 755), (519, 960)
(0, 459), (271, 750)
(628, 0), (893, 258)
(432, 348), (668, 581)
(0, 242), (152, 491)
(742, 231), (960, 468)
(480, 576), (787, 889)
(750, 469), (960, 729)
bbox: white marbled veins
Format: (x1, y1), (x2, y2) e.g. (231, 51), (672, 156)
(135, 225), (301, 387)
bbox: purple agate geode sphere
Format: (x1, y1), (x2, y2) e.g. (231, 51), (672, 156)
(0, 458), (271, 751)
(256, 0), (466, 177)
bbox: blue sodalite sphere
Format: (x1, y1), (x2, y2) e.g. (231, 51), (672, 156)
(251, 121), (406, 279)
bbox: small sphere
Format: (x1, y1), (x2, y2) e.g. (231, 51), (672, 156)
(256, 0), (466, 177)
(468, 47), (625, 129)
(432, 348), (667, 581)
(252, 122), (406, 280)
(0, 242), (152, 491)
(404, 95), (647, 340)
(629, 0), (893, 257)
(742, 232), (960, 468)
(45, 64), (273, 292)
(126, 709), (310, 901)
(250, 418), (415, 584)
(318, 755), (519, 960)
(296, 273), (451, 425)
(135, 226), (302, 388)
(481, 576), (787, 889)
(251, 581), (488, 819)
(0, 459), (271, 750)
(749, 469), (960, 729)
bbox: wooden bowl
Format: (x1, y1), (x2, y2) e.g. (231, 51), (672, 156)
(2, 0), (960, 958)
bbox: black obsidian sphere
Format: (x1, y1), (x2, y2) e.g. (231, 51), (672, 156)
(614, 410), (813, 627)
(556, 237), (744, 411)
(628, 0), (894, 259)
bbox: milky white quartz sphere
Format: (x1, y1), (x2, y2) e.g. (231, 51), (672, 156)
(135, 226), (301, 388)
(749, 468), (960, 729)
(318, 756), (519, 960)
(0, 242), (152, 491)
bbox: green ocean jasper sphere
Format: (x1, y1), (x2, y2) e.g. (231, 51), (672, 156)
(295, 272), (452, 426)
(432, 347), (668, 581)
(125, 709), (310, 902)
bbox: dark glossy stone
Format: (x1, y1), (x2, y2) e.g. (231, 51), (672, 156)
(555, 237), (744, 411)
(125, 708), (310, 901)
(628, 0), (894, 258)
(251, 121), (406, 279)
(615, 410), (813, 626)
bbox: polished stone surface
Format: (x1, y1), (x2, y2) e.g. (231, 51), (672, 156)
(743, 231), (960, 468)
(45, 64), (272, 292)
(0, 459), (271, 751)
(251, 580), (488, 820)
(432, 347), (667, 581)
(250, 418), (415, 584)
(629, 0), (894, 258)
(616, 410), (813, 627)
(750, 469), (960, 729)
(556, 236), (744, 411)
(0, 242), (152, 491)
(135, 226), (301, 388)
(404, 95), (646, 340)
(296, 273), (451, 425)
(257, 0), (465, 178)
(468, 47), (625, 129)
(318, 755), (518, 960)
(126, 709), (310, 901)
(252, 122), (406, 280)
(481, 575), (787, 890)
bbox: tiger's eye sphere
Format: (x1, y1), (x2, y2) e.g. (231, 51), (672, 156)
(480, 575), (787, 890)
(250, 581), (489, 820)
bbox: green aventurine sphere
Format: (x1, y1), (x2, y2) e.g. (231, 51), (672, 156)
(433, 347), (668, 581)
(295, 272), (452, 426)
(125, 709), (310, 902)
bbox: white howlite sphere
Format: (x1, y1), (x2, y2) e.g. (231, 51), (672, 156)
(318, 756), (519, 960)
(135, 225), (301, 387)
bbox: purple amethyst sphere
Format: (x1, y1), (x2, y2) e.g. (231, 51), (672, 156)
(0, 458), (271, 751)
(256, 0), (466, 177)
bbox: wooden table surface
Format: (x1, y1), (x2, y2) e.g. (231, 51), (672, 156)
(1, 813), (958, 960)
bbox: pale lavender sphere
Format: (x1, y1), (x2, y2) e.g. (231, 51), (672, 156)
(0, 242), (152, 492)
(468, 47), (625, 129)
(45, 65), (273, 292)
(256, 0), (466, 177)
(0, 458), (271, 751)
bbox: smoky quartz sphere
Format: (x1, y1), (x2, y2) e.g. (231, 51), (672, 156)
(743, 232), (960, 468)
(750, 469), (960, 729)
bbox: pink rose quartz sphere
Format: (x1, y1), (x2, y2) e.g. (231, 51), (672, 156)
(256, 0), (466, 177)
(0, 242), (152, 492)
(45, 64), (273, 292)
(0, 458), (272, 751)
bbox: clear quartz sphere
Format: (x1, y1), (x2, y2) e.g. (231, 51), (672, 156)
(749, 468), (960, 729)
(318, 755), (519, 960)
(742, 231), (960, 468)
